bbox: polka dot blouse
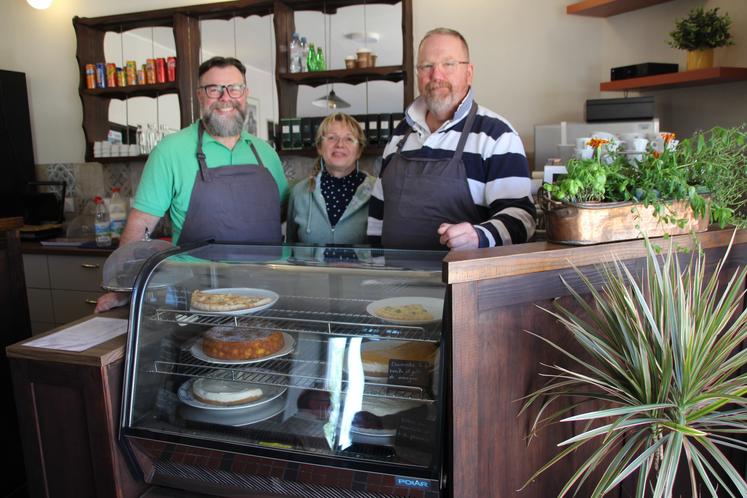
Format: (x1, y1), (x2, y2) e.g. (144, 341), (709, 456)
(320, 169), (366, 227)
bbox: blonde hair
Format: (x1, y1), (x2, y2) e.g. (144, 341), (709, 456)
(307, 113), (367, 191)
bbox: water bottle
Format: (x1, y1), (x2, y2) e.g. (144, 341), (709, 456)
(307, 43), (317, 72)
(316, 47), (326, 71)
(300, 36), (309, 72)
(108, 187), (127, 241)
(94, 196), (111, 247)
(289, 32), (301, 73)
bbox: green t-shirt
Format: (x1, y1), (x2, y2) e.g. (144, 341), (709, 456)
(134, 122), (288, 244)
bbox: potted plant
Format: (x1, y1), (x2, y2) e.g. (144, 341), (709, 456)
(540, 135), (710, 245)
(521, 235), (747, 497)
(668, 6), (734, 70)
(541, 126), (747, 244)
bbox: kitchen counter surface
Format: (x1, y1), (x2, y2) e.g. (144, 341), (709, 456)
(21, 240), (116, 256)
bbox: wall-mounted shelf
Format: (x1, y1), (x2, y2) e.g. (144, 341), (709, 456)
(90, 155), (149, 164)
(600, 67), (747, 91)
(566, 0), (675, 17)
(279, 66), (405, 87)
(82, 82), (178, 100)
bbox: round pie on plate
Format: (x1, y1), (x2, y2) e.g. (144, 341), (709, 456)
(191, 289), (273, 312)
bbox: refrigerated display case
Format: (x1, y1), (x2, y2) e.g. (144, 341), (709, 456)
(120, 242), (448, 497)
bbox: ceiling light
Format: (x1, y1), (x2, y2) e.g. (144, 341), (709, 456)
(343, 32), (380, 44)
(311, 90), (350, 109)
(27, 0), (53, 9)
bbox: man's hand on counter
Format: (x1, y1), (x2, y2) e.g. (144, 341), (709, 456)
(95, 291), (131, 313)
(438, 222), (479, 250)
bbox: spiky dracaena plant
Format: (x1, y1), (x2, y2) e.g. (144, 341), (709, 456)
(521, 234), (747, 497)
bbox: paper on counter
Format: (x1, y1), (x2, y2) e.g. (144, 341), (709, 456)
(23, 317), (128, 352)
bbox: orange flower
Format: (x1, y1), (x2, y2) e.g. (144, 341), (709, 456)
(587, 138), (610, 149)
(652, 150), (661, 158)
(661, 132), (676, 144)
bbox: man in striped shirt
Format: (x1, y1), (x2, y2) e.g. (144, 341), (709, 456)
(367, 28), (536, 250)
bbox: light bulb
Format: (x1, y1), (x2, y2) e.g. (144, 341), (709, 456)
(27, 0), (53, 9)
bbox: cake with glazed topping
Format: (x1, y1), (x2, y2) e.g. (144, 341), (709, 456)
(201, 327), (285, 360)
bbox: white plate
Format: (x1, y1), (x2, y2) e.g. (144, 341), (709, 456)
(178, 378), (286, 411)
(190, 332), (295, 365)
(350, 426), (396, 446)
(189, 288), (279, 316)
(179, 395), (286, 427)
(366, 297), (444, 325)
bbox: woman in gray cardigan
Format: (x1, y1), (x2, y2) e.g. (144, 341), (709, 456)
(286, 113), (375, 245)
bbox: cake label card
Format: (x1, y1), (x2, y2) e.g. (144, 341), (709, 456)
(395, 414), (436, 454)
(387, 360), (430, 388)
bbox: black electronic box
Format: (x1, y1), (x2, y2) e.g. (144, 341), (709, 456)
(610, 62), (678, 81)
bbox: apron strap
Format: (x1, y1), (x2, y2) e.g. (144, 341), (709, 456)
(196, 123), (266, 181)
(449, 101), (478, 164)
(395, 101), (479, 160)
(196, 121), (211, 183)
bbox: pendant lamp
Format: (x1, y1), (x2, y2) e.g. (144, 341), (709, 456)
(311, 89), (350, 109)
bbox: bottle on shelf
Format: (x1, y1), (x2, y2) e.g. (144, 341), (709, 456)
(307, 43), (317, 72)
(316, 47), (326, 71)
(300, 36), (309, 72)
(289, 32), (302, 73)
(109, 187), (127, 241)
(94, 196), (111, 247)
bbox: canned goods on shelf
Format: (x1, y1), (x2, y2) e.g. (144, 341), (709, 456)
(95, 62), (106, 88)
(145, 59), (156, 84)
(167, 56), (177, 82)
(85, 64), (96, 89)
(156, 57), (166, 83)
(106, 63), (117, 87)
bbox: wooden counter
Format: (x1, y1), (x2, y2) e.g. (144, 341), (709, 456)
(442, 229), (747, 497)
(7, 309), (146, 498)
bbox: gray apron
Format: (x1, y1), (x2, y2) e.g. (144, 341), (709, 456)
(179, 122), (282, 245)
(381, 102), (483, 250)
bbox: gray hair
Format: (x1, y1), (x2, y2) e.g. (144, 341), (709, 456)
(418, 28), (470, 59)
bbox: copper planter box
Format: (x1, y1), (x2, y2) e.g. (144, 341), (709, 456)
(541, 196), (710, 245)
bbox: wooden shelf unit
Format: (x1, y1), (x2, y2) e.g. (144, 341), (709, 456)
(566, 0), (675, 17)
(74, 0), (413, 161)
(600, 66), (747, 91)
(278, 65), (405, 87)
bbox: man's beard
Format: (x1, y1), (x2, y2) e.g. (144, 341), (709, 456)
(424, 81), (456, 116)
(202, 101), (246, 137)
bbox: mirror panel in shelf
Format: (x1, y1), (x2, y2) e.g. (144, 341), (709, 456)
(200, 15), (275, 141)
(104, 28), (180, 137)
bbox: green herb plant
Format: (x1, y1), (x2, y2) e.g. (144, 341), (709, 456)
(521, 234), (747, 497)
(682, 126), (747, 228)
(669, 6), (734, 51)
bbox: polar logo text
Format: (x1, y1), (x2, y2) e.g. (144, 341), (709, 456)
(395, 477), (432, 489)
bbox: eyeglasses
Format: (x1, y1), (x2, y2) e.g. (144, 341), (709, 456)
(415, 61), (469, 75)
(321, 135), (359, 146)
(198, 84), (246, 99)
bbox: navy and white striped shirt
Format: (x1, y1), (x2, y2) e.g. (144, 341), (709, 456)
(367, 90), (536, 247)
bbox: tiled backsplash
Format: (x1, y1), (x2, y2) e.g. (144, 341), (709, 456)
(35, 154), (381, 222)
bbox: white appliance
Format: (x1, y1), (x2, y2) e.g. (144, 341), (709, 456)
(533, 119), (659, 170)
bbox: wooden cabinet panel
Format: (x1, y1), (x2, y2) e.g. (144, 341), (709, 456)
(48, 254), (106, 292)
(52, 289), (102, 323)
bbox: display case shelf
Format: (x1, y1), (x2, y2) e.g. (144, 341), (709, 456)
(152, 304), (442, 343)
(90, 154), (149, 163)
(600, 66), (747, 91)
(153, 354), (436, 402)
(278, 145), (385, 157)
(566, 0), (675, 17)
(82, 81), (178, 100)
(279, 65), (405, 87)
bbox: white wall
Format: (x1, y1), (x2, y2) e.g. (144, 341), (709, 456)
(0, 0), (745, 164)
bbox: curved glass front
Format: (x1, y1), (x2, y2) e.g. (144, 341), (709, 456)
(123, 243), (447, 475)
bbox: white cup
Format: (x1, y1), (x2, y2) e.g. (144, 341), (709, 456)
(632, 138), (648, 152)
(576, 148), (594, 160)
